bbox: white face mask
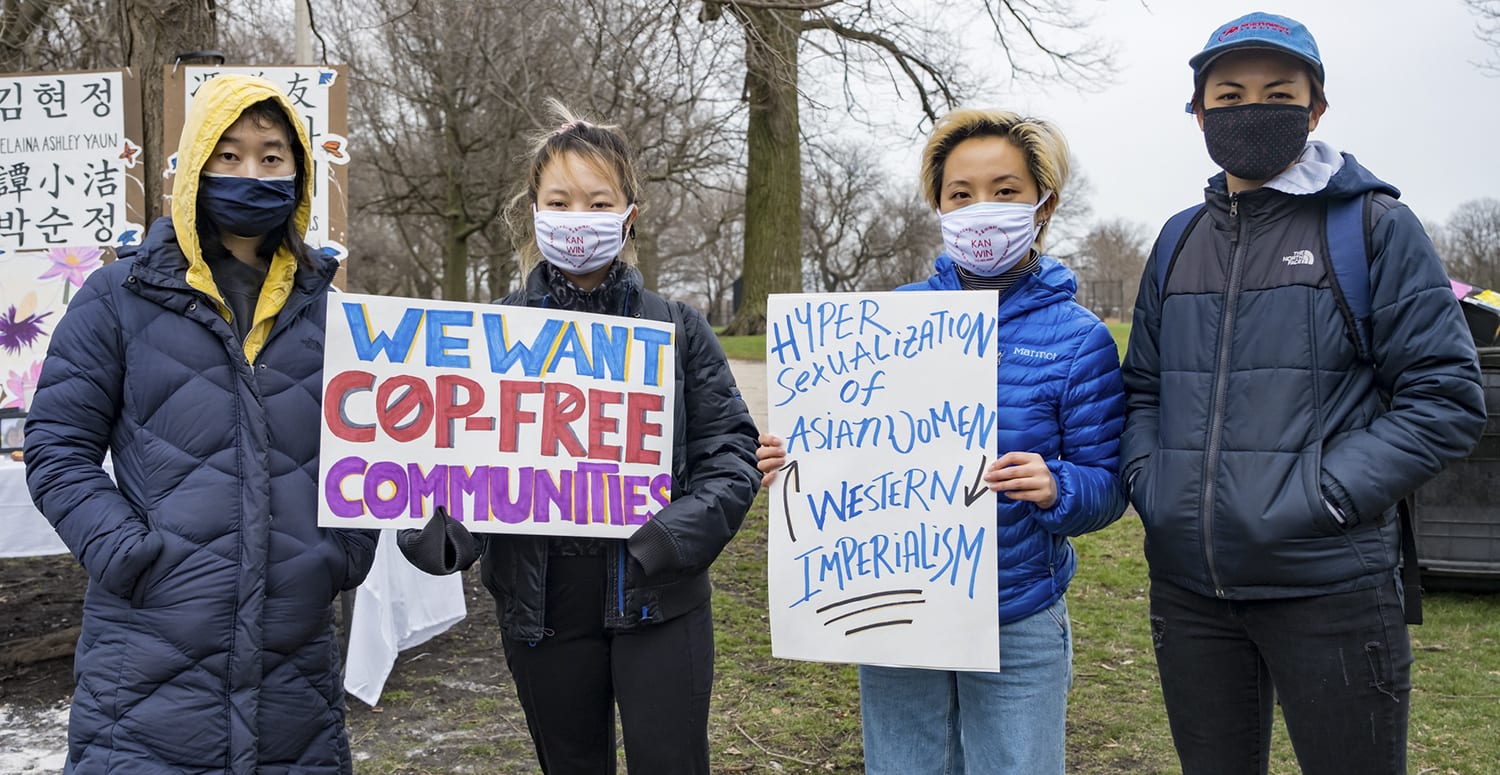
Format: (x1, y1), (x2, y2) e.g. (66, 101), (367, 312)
(533, 204), (636, 275)
(937, 194), (1050, 277)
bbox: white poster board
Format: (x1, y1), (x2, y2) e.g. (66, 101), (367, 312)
(318, 292), (676, 537)
(766, 291), (1000, 671)
(167, 65), (350, 260)
(0, 70), (143, 252)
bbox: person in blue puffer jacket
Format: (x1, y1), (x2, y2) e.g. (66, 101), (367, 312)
(24, 74), (377, 774)
(757, 107), (1126, 775)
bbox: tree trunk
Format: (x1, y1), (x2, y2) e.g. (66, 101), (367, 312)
(634, 225), (661, 293)
(122, 0), (217, 217)
(486, 231), (513, 302)
(443, 182), (471, 300)
(442, 115), (471, 301)
(724, 6), (803, 335)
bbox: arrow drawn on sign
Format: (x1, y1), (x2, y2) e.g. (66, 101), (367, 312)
(780, 459), (801, 542)
(963, 453), (991, 507)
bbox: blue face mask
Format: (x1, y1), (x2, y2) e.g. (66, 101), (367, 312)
(199, 172), (298, 237)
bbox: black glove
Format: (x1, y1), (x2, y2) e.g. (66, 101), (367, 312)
(396, 507), (479, 576)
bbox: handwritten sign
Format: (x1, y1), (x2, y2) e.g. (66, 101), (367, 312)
(0, 70), (145, 252)
(766, 291), (1000, 671)
(164, 65), (350, 261)
(317, 292), (676, 537)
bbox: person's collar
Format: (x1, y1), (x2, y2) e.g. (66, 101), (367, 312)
(1264, 140), (1344, 196)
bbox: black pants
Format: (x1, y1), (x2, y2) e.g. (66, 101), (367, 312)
(1149, 578), (1412, 775)
(502, 555), (715, 775)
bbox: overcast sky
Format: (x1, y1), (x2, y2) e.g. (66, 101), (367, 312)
(844, 0), (1499, 235)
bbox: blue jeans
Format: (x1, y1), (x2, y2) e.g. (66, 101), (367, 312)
(1149, 577), (1412, 775)
(858, 596), (1073, 775)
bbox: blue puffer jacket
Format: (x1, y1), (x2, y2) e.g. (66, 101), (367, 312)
(899, 255), (1126, 624)
(1121, 149), (1484, 599)
(24, 75), (377, 774)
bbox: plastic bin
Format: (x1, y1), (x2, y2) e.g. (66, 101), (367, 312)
(1411, 349), (1500, 578)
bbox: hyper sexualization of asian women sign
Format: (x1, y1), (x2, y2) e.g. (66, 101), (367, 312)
(766, 291), (1000, 671)
(317, 293), (675, 537)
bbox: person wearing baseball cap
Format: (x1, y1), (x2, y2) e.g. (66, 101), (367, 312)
(1120, 12), (1484, 775)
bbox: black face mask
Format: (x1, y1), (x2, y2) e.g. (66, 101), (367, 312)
(1201, 103), (1311, 182)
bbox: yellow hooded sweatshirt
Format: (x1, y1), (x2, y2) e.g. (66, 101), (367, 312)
(173, 74), (315, 363)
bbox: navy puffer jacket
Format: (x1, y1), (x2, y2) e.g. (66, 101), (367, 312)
(899, 255), (1126, 625)
(1121, 150), (1484, 599)
(25, 73), (377, 774)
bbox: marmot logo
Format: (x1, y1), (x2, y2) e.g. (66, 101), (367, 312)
(1011, 346), (1059, 361)
(1282, 250), (1315, 266)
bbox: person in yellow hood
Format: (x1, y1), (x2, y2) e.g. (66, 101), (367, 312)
(25, 74), (377, 774)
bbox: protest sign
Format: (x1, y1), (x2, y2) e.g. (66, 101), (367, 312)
(163, 65), (350, 262)
(0, 69), (146, 253)
(318, 292), (676, 537)
(765, 291), (1000, 671)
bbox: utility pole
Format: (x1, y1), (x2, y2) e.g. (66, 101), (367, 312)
(294, 0), (313, 63)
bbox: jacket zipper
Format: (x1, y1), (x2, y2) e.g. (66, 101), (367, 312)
(1201, 192), (1243, 598)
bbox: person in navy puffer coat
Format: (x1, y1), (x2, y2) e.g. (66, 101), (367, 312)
(757, 108), (1126, 775)
(24, 74), (377, 774)
(1121, 14), (1484, 775)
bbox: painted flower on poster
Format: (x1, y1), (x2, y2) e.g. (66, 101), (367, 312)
(3, 360), (41, 409)
(39, 246), (104, 303)
(0, 293), (52, 355)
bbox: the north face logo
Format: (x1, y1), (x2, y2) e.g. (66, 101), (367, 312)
(1282, 250), (1315, 266)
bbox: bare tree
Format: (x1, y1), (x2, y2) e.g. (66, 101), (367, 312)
(696, 0), (1112, 334)
(656, 180), (746, 323)
(801, 141), (934, 292)
(122, 0), (217, 212)
(322, 0), (545, 302)
(317, 0), (745, 302)
(1072, 218), (1147, 321)
(1, 0), (76, 72)
(1469, 0), (1500, 74)
(1437, 198), (1500, 291)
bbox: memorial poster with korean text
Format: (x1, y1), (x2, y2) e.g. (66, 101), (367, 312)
(0, 68), (144, 410)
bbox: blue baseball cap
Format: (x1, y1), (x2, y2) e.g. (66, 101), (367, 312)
(1191, 12), (1323, 84)
(1186, 12), (1323, 113)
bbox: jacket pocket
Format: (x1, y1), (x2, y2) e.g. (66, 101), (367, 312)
(1126, 455), (1158, 523)
(1304, 455), (1348, 537)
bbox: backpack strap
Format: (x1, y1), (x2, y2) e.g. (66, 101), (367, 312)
(1324, 194), (1374, 361)
(1323, 193), (1426, 625)
(1153, 204), (1208, 296)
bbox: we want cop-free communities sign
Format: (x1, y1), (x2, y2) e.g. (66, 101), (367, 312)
(318, 293), (676, 537)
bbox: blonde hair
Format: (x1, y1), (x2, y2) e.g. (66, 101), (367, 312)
(507, 99), (642, 276)
(919, 108), (1070, 251)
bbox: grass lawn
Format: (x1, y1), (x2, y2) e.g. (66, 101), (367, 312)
(711, 495), (1500, 773)
(718, 333), (766, 361)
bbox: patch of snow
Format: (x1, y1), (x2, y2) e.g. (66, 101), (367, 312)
(0, 703), (69, 773)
